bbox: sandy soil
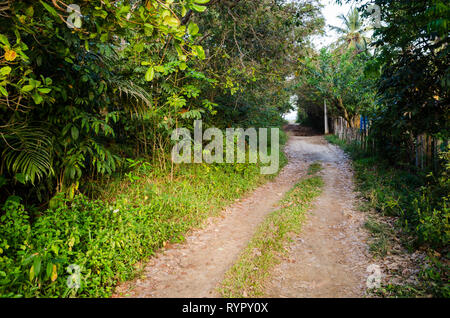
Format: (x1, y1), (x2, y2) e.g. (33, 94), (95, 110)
(114, 133), (371, 298)
(114, 135), (309, 297)
(265, 135), (371, 297)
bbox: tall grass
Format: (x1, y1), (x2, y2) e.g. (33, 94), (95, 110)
(0, 147), (288, 297)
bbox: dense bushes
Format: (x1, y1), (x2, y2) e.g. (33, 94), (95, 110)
(0, 154), (287, 297)
(353, 157), (449, 248)
(326, 135), (449, 248)
(0, 0), (323, 207)
(352, 154), (449, 297)
(326, 135), (449, 297)
(2, 0), (310, 297)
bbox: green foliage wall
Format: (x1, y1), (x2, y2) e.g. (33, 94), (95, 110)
(0, 0), (323, 205)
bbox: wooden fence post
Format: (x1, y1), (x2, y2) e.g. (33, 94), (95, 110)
(415, 136), (419, 168)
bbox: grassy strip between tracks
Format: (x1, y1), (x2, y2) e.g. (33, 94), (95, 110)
(218, 162), (324, 297)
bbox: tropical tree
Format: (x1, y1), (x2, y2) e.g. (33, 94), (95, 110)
(330, 7), (370, 52)
(347, 0), (449, 163)
(0, 0), (324, 206)
(193, 0), (324, 129)
(296, 47), (377, 127)
(0, 0), (215, 204)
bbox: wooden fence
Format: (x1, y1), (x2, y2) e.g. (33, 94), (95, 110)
(331, 116), (447, 171)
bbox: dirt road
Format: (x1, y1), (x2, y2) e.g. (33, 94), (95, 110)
(265, 136), (370, 297)
(114, 133), (371, 298)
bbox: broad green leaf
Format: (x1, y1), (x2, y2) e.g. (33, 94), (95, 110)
(195, 45), (205, 59)
(163, 16), (180, 28)
(145, 66), (154, 81)
(135, 42), (144, 53)
(21, 85), (34, 92)
(32, 93), (43, 104)
(71, 126), (79, 140)
(46, 262), (53, 279)
(191, 4), (207, 12)
(0, 34), (10, 46)
(0, 66), (11, 76)
(25, 6), (34, 17)
(188, 22), (199, 36)
(117, 5), (130, 15)
(144, 23), (154, 36)
(0, 86), (7, 97)
(33, 257), (42, 277)
(29, 265), (34, 281)
(161, 9), (171, 19)
(40, 1), (59, 18)
(38, 88), (51, 94)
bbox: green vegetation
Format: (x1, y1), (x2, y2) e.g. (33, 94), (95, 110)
(307, 161), (323, 175)
(0, 0), (319, 297)
(326, 0), (449, 163)
(359, 0), (449, 163)
(364, 216), (394, 258)
(219, 163), (323, 298)
(298, 0), (448, 157)
(0, 0), (323, 206)
(326, 135), (449, 298)
(330, 7), (370, 51)
(327, 135), (449, 249)
(1, 0), (448, 299)
(295, 8), (377, 130)
(0, 148), (287, 297)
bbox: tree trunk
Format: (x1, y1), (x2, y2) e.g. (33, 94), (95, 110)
(337, 97), (352, 128)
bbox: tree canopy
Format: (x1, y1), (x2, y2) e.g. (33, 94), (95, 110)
(0, 0), (323, 204)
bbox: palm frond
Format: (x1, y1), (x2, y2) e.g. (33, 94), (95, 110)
(1, 124), (53, 184)
(108, 77), (153, 117)
(87, 51), (153, 117)
(329, 25), (347, 34)
(331, 7), (369, 51)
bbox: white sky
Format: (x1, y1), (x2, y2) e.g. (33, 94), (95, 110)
(283, 0), (355, 122)
(313, 0), (355, 49)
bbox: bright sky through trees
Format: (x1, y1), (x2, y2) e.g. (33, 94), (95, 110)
(284, 0), (354, 122)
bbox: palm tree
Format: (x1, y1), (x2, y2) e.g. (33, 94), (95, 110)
(330, 8), (370, 52)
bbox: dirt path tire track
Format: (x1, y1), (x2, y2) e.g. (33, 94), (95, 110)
(265, 146), (370, 297)
(114, 137), (308, 298)
(114, 135), (371, 298)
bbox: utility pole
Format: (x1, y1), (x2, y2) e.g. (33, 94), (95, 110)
(324, 99), (329, 134)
